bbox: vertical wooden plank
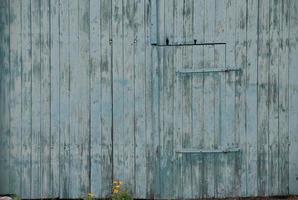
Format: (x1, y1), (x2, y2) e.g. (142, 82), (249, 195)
(78, 0), (90, 196)
(181, 0), (193, 198)
(235, 0), (246, 196)
(9, 0), (22, 196)
(0, 0), (10, 194)
(214, 0), (226, 197)
(68, 0), (91, 197)
(203, 0), (215, 197)
(173, 0), (183, 198)
(21, 0), (32, 197)
(156, 0), (164, 45)
(40, 0), (51, 197)
(151, 46), (161, 198)
(145, 0), (155, 197)
(99, 0), (112, 196)
(134, 0), (147, 198)
(268, 0), (281, 195)
(289, 0), (298, 195)
(257, 0), (270, 196)
(159, 0), (174, 199)
(123, 0), (135, 192)
(49, 0), (60, 197)
(278, 0), (289, 195)
(246, 0), (258, 196)
(191, 0), (204, 198)
(59, 0), (70, 197)
(224, 0), (236, 197)
(30, 0), (41, 197)
(112, 0), (124, 191)
(68, 0), (80, 197)
(150, 0), (157, 44)
(90, 0), (101, 197)
(155, 0), (164, 198)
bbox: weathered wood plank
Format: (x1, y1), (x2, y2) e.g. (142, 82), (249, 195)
(268, 0), (281, 195)
(77, 0), (90, 196)
(40, 0), (51, 197)
(278, 0), (290, 195)
(173, 0), (183, 198)
(59, 0), (70, 197)
(154, 1), (164, 194)
(144, 0), (154, 197)
(0, 0), (10, 194)
(134, 0), (147, 198)
(68, 0), (80, 197)
(90, 0), (101, 197)
(49, 0), (60, 197)
(122, 0), (135, 193)
(203, 0), (215, 197)
(257, 0), (270, 196)
(181, 0), (193, 198)
(191, 1), (205, 198)
(21, 0), (32, 197)
(99, 0), (112, 196)
(151, 45), (161, 198)
(30, 0), (41, 197)
(235, 0), (246, 196)
(150, 0), (157, 44)
(9, 0), (23, 195)
(289, 0), (298, 195)
(246, 0), (258, 196)
(159, 0), (174, 198)
(214, 0), (226, 197)
(225, 0), (237, 197)
(112, 0), (124, 191)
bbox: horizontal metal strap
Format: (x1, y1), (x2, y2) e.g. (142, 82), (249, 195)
(175, 147), (240, 154)
(152, 42), (226, 46)
(176, 67), (241, 74)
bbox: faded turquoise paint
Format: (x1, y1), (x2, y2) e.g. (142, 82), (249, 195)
(0, 0), (298, 199)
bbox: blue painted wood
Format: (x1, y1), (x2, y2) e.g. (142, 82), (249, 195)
(31, 0), (41, 197)
(59, 0), (70, 197)
(8, 0), (22, 196)
(0, 0), (10, 194)
(0, 0), (296, 199)
(289, 0), (298, 194)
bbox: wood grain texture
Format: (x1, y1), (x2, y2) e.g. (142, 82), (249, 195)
(0, 0), (296, 198)
(9, 0), (22, 196)
(30, 0), (41, 197)
(246, 0), (258, 196)
(289, 0), (298, 195)
(21, 0), (32, 197)
(50, 0), (60, 197)
(0, 0), (10, 194)
(59, 0), (70, 197)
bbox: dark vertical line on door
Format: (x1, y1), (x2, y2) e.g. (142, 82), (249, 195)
(110, 0), (114, 184)
(256, 0), (260, 194)
(245, 0), (248, 196)
(29, 0), (33, 197)
(88, 0), (91, 193)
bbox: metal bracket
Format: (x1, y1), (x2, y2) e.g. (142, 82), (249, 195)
(152, 42), (226, 46)
(176, 67), (241, 75)
(175, 147), (240, 154)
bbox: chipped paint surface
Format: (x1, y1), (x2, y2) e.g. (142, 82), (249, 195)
(0, 0), (298, 199)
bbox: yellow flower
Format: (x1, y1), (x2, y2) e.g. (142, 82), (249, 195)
(113, 189), (119, 194)
(87, 192), (94, 197)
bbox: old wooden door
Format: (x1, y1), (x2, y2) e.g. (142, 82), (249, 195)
(154, 44), (242, 198)
(151, 0), (243, 198)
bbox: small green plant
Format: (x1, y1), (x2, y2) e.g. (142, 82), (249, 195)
(85, 192), (95, 200)
(111, 180), (133, 200)
(11, 194), (21, 200)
